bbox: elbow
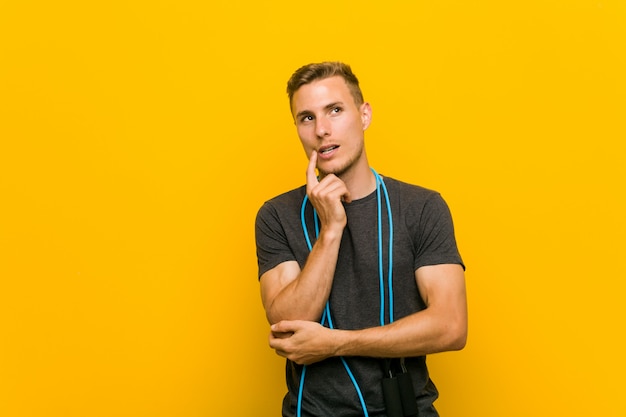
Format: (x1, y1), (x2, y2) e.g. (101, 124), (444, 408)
(266, 312), (279, 327)
(265, 299), (284, 325)
(265, 299), (290, 325)
(445, 307), (468, 351)
(449, 328), (467, 351)
(265, 302), (323, 326)
(443, 320), (468, 351)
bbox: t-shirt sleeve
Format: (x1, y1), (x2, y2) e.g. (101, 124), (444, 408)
(412, 192), (465, 271)
(255, 201), (298, 279)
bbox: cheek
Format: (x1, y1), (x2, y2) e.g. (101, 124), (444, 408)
(297, 126), (314, 144)
(297, 134), (313, 153)
(341, 122), (361, 143)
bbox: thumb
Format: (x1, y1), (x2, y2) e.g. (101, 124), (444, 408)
(271, 320), (299, 333)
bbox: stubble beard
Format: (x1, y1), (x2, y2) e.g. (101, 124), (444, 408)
(318, 143), (365, 180)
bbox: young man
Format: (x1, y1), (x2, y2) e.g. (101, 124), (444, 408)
(255, 62), (467, 416)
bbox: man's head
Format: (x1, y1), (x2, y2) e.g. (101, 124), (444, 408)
(287, 62), (372, 182)
(287, 62), (364, 111)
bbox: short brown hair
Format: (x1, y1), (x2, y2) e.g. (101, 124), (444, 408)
(286, 61), (364, 108)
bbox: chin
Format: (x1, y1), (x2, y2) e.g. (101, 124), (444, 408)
(320, 164), (350, 178)
(318, 151), (363, 178)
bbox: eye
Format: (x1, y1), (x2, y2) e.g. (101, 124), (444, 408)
(331, 106), (342, 114)
(300, 114), (314, 123)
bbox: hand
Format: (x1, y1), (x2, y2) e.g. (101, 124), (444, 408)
(306, 151), (351, 232)
(269, 320), (337, 365)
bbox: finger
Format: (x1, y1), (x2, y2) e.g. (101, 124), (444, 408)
(271, 320), (295, 334)
(321, 175), (352, 203)
(269, 331), (286, 350)
(316, 175), (352, 204)
(306, 151), (319, 191)
(271, 331), (293, 339)
(340, 187), (352, 204)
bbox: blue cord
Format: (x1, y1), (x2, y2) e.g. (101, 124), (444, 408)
(301, 195), (313, 250)
(376, 171), (394, 323)
(297, 170), (393, 417)
(375, 173), (385, 326)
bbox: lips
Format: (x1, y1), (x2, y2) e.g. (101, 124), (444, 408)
(319, 145), (339, 155)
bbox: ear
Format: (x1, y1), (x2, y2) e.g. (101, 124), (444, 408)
(360, 102), (372, 130)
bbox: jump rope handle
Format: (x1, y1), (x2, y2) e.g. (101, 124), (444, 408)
(382, 359), (419, 417)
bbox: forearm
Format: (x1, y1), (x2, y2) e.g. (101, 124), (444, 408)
(265, 228), (343, 324)
(334, 308), (467, 358)
(268, 307), (467, 366)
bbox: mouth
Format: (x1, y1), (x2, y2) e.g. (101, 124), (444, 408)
(319, 145), (339, 155)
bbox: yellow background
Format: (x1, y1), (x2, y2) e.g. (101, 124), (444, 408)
(1, 1), (624, 416)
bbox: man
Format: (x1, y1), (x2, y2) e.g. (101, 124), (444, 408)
(255, 61), (467, 416)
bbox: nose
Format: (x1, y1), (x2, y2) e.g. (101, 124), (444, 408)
(315, 117), (331, 138)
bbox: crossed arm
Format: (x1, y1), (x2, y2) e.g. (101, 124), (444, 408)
(261, 261), (467, 365)
(260, 151), (467, 365)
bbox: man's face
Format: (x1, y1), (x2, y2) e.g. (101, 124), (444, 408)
(291, 76), (371, 178)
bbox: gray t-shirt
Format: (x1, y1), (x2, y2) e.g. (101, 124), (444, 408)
(255, 176), (464, 417)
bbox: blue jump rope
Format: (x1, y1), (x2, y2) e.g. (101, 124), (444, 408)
(297, 168), (393, 417)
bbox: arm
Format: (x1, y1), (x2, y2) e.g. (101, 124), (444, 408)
(269, 263), (467, 365)
(260, 231), (341, 324)
(260, 151), (351, 324)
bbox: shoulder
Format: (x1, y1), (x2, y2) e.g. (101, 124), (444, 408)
(257, 185), (307, 218)
(382, 176), (445, 208)
(381, 176), (456, 231)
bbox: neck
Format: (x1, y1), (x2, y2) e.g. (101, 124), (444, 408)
(336, 161), (377, 201)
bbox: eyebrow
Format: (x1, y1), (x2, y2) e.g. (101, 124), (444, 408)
(295, 102), (344, 120)
(295, 109), (313, 120)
